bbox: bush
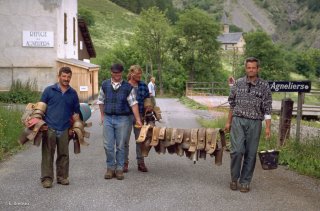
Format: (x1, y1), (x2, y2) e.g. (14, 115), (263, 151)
(0, 107), (24, 161)
(0, 79), (41, 104)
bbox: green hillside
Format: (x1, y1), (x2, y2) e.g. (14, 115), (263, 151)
(78, 0), (138, 61)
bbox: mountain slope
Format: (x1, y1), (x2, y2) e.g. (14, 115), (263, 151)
(78, 0), (138, 59)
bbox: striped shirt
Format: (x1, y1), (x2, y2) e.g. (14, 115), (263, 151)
(228, 76), (272, 120)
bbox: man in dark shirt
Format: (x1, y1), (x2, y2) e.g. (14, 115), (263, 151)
(40, 66), (80, 188)
(124, 65), (151, 173)
(225, 57), (272, 193)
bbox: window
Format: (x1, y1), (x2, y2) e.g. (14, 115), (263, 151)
(64, 13), (67, 43)
(73, 17), (76, 45)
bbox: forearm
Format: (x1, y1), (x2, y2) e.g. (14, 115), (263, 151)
(226, 110), (233, 125)
(265, 119), (271, 130)
(99, 104), (104, 116)
(131, 104), (141, 123)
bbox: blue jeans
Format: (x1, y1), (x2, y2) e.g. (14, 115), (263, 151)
(124, 115), (144, 163)
(103, 114), (131, 170)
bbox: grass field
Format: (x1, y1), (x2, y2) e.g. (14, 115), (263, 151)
(79, 0), (138, 62)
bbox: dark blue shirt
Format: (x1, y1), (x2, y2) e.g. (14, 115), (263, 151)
(41, 83), (80, 131)
(135, 81), (150, 115)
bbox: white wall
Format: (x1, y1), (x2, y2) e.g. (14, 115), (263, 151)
(56, 0), (78, 59)
(0, 0), (78, 91)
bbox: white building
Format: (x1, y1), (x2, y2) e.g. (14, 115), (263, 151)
(0, 0), (99, 102)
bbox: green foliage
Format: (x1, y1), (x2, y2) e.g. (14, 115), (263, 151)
(0, 107), (24, 161)
(131, 7), (172, 94)
(78, 7), (95, 26)
(293, 48), (320, 77)
(110, 0), (178, 22)
(243, 31), (290, 80)
(179, 96), (207, 110)
(0, 79), (41, 104)
(278, 138), (320, 178)
(161, 58), (187, 95)
(97, 42), (145, 85)
(171, 8), (221, 82)
(229, 24), (243, 32)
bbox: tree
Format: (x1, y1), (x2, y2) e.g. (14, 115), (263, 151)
(243, 31), (289, 81)
(131, 7), (172, 95)
(171, 8), (221, 82)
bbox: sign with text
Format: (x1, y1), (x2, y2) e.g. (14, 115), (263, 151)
(22, 31), (54, 47)
(268, 81), (311, 92)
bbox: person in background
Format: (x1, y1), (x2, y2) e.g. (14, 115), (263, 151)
(124, 65), (150, 173)
(224, 57), (272, 193)
(97, 63), (142, 180)
(40, 66), (80, 188)
(148, 76), (156, 105)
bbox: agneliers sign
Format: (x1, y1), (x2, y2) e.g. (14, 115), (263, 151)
(268, 81), (311, 92)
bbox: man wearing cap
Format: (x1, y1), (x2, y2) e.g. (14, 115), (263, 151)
(97, 63), (142, 180)
(224, 57), (272, 193)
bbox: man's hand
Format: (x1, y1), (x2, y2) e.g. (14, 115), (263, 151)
(135, 119), (142, 128)
(100, 115), (104, 126)
(265, 127), (271, 140)
(224, 123), (231, 133)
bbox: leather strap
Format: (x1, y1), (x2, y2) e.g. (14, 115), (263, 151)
(150, 126), (160, 146)
(137, 124), (151, 143)
(188, 128), (198, 152)
(197, 128), (206, 150)
(205, 128), (218, 154)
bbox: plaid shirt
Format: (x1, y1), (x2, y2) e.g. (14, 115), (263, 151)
(133, 81), (150, 115)
(228, 76), (272, 120)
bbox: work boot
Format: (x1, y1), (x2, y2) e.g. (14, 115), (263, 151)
(57, 178), (69, 185)
(230, 181), (237, 191)
(138, 161), (148, 172)
(240, 184), (250, 193)
(42, 179), (53, 188)
(104, 169), (115, 179)
(115, 170), (124, 180)
(123, 161), (129, 173)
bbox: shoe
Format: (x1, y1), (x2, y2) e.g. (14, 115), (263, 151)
(230, 181), (237, 191)
(123, 161), (129, 173)
(240, 184), (250, 193)
(57, 178), (69, 185)
(138, 161), (148, 172)
(115, 170), (124, 180)
(104, 169), (115, 179)
(42, 179), (53, 188)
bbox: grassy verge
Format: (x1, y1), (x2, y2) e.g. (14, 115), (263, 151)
(0, 107), (24, 161)
(180, 97), (320, 179)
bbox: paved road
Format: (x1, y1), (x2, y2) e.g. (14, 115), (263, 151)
(0, 99), (319, 210)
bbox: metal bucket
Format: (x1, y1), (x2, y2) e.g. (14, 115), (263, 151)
(258, 150), (280, 170)
(79, 103), (91, 122)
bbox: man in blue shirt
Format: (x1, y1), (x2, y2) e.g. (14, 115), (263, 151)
(40, 67), (80, 188)
(124, 65), (151, 173)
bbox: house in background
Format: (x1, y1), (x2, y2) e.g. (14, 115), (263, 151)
(0, 0), (99, 102)
(217, 13), (245, 53)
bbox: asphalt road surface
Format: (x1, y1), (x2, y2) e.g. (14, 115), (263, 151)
(0, 98), (319, 210)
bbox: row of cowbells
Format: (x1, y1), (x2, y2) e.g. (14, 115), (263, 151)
(136, 126), (226, 165)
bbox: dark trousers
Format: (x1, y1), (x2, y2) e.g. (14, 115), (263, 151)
(41, 128), (69, 181)
(230, 116), (262, 185)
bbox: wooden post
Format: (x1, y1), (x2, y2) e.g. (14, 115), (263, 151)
(295, 92), (304, 142)
(278, 98), (293, 146)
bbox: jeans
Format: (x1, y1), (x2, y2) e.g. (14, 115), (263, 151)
(124, 115), (144, 164)
(230, 116), (262, 185)
(41, 128), (69, 181)
(103, 114), (131, 170)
